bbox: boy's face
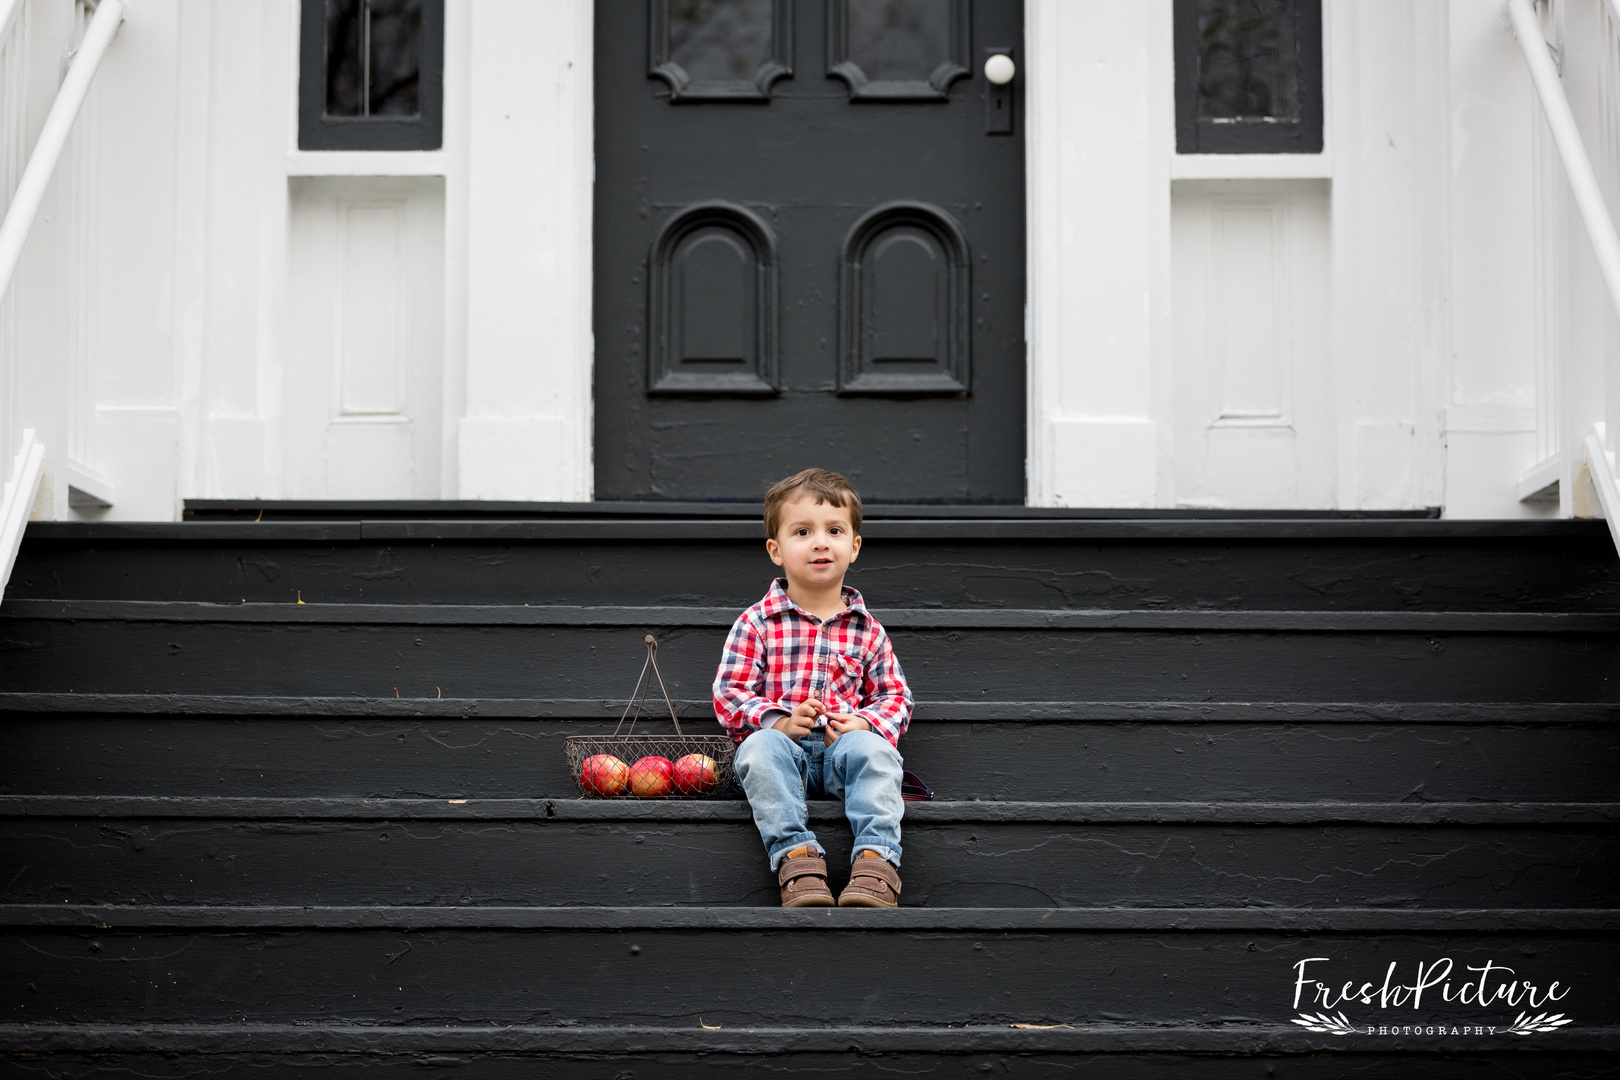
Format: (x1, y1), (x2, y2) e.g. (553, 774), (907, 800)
(766, 494), (861, 591)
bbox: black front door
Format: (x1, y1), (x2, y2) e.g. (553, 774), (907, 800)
(594, 0), (1025, 502)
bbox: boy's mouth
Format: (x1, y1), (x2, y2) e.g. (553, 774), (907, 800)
(811, 557), (833, 566)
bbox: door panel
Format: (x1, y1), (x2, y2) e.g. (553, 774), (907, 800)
(649, 202), (778, 394)
(841, 202), (970, 394)
(285, 177), (444, 500)
(595, 0), (1025, 501)
(1171, 179), (1334, 509)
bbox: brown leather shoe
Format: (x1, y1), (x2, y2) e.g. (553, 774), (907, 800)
(837, 851), (901, 907)
(778, 849), (834, 907)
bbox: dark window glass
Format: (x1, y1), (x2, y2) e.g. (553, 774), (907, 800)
(324, 0), (421, 118)
(299, 0), (442, 149)
(1196, 0), (1297, 121)
(847, 0), (950, 83)
(668, 0), (772, 83)
(1173, 0), (1321, 153)
(324, 1), (365, 116)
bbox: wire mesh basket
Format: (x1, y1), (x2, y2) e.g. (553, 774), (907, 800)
(564, 634), (736, 799)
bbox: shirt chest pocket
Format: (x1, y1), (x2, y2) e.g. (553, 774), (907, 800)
(829, 652), (864, 695)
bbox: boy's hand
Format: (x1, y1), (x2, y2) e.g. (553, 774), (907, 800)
(771, 697), (824, 739)
(823, 713), (871, 745)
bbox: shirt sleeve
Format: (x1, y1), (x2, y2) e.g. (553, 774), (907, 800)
(713, 612), (788, 739)
(853, 626), (912, 748)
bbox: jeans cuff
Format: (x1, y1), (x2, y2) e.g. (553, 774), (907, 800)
(767, 837), (823, 872)
(851, 843), (901, 867)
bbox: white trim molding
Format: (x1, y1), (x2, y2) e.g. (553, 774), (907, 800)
(1025, 0), (1172, 507)
(455, 0), (593, 501)
(286, 150), (447, 177)
(1169, 154), (1334, 180)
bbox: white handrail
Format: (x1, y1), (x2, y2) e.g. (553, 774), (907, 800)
(0, 430), (44, 602)
(0, 0), (126, 602)
(1510, 0), (1620, 338)
(0, 0), (124, 306)
(1510, 0), (1620, 541)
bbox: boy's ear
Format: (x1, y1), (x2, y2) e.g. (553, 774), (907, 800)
(850, 535), (861, 561)
(765, 537), (785, 566)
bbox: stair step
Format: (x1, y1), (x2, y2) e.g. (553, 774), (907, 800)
(7, 797), (1616, 824)
(5, 693), (1618, 720)
(6, 711), (1616, 803)
(5, 905), (1618, 930)
(1, 913), (1613, 1028)
(16, 519), (1619, 613)
(4, 800), (1613, 909)
(2, 618), (1612, 700)
(6, 1021), (1617, 1057)
(11, 600), (1620, 632)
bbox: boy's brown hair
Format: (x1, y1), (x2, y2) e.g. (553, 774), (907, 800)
(764, 468), (862, 539)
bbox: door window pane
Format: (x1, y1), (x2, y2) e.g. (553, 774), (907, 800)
(650, 0), (791, 100)
(847, 0), (949, 83)
(299, 0), (442, 149)
(828, 0), (969, 100)
(1173, 0), (1321, 153)
(324, 0), (422, 118)
(1195, 0), (1297, 121)
(669, 0), (772, 83)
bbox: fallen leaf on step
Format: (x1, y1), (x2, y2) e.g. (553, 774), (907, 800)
(700, 1018), (722, 1029)
(1010, 1023), (1072, 1029)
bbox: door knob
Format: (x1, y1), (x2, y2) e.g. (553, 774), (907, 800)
(984, 53), (1015, 85)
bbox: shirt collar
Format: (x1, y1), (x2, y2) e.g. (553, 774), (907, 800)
(761, 577), (867, 621)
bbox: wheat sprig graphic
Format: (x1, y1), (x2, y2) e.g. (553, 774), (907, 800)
(1504, 1011), (1572, 1035)
(1290, 1011), (1358, 1035)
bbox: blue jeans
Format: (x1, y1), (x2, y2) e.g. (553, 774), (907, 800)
(734, 726), (904, 871)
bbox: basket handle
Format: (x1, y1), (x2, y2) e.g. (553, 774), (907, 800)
(614, 634), (684, 737)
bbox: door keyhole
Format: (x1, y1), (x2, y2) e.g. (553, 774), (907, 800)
(984, 50), (1015, 135)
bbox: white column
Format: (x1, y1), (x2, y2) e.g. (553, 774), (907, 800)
(1327, 0), (1450, 510)
(456, 0), (593, 501)
(89, 0), (187, 520)
(1443, 0), (1544, 518)
(1025, 0), (1173, 508)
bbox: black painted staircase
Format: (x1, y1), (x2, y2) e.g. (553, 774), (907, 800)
(1, 509), (1618, 1076)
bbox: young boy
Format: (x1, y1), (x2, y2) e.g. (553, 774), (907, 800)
(713, 468), (913, 908)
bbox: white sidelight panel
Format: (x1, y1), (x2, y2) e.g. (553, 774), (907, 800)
(285, 177), (445, 500)
(1025, 0), (1172, 508)
(1172, 180), (1333, 509)
(455, 0), (593, 502)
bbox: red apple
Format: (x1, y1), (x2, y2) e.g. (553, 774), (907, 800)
(672, 753), (720, 795)
(580, 754), (629, 796)
(628, 755), (674, 798)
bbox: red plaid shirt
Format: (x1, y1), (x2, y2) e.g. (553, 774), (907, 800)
(713, 578), (913, 748)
